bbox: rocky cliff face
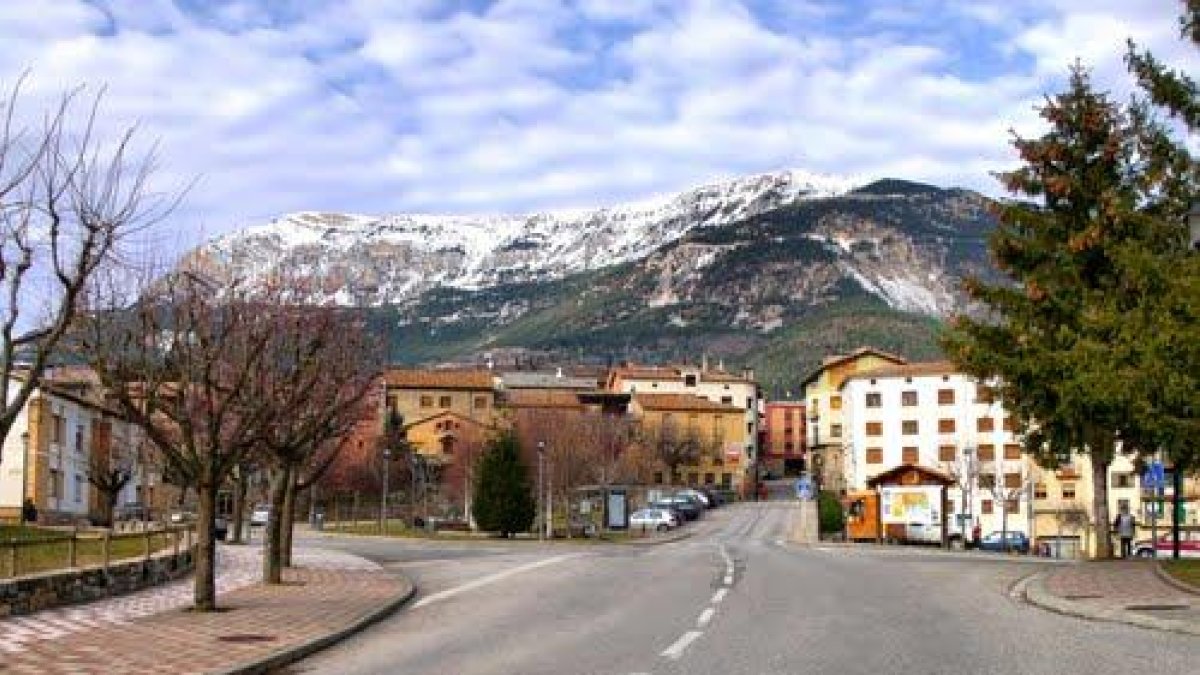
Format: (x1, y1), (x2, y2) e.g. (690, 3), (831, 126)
(178, 174), (997, 374)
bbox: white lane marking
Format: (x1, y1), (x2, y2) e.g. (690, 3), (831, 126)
(661, 630), (704, 660)
(712, 588), (728, 604)
(697, 607), (715, 627)
(719, 544), (734, 571)
(412, 554), (581, 609)
(723, 574), (733, 586)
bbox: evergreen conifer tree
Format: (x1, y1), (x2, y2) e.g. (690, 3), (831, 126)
(472, 431), (536, 537)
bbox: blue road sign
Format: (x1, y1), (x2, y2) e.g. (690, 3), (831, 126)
(1143, 461), (1165, 490)
(795, 476), (814, 501)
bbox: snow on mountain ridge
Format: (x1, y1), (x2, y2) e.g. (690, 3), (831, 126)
(193, 169), (864, 304)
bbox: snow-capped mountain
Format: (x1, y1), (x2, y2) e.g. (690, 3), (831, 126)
(182, 169), (861, 306)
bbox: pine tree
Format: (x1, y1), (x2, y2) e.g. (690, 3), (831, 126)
(472, 431), (536, 537)
(942, 63), (1193, 559)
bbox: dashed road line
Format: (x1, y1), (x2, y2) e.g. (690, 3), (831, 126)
(712, 588), (728, 604)
(661, 630), (704, 660)
(697, 607), (716, 627)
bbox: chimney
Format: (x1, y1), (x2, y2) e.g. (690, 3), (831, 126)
(701, 353), (709, 372)
(556, 367), (563, 379)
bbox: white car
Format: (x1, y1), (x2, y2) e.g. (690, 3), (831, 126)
(630, 508), (679, 532)
(250, 505), (271, 527)
(675, 489), (711, 508)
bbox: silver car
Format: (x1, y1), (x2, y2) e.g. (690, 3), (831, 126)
(630, 508), (679, 532)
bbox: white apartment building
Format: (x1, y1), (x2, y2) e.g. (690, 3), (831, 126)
(840, 362), (1032, 538)
(1, 376), (142, 523)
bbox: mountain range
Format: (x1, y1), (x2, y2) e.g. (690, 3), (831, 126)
(179, 170), (1000, 393)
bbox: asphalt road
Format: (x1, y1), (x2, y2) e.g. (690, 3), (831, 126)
(287, 503), (1199, 675)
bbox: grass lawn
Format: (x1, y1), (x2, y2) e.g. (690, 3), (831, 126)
(1, 527), (183, 579)
(1162, 560), (1200, 588)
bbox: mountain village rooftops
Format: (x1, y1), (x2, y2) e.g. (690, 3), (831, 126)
(501, 390), (588, 409)
(609, 364), (755, 384)
(839, 360), (960, 386)
(384, 368), (496, 390)
(799, 346), (909, 387)
(632, 393), (744, 413)
(498, 371), (597, 390)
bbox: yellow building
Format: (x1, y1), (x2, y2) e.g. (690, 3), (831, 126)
(629, 393), (750, 494)
(800, 347), (907, 494)
(383, 369), (500, 459)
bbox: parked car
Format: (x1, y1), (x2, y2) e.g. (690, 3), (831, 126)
(675, 489), (711, 508)
(652, 498), (702, 521)
(630, 508), (679, 532)
(1134, 532), (1200, 558)
(250, 505), (271, 527)
(977, 531), (1031, 554)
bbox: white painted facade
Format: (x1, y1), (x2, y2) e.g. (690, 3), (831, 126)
(841, 368), (1032, 538)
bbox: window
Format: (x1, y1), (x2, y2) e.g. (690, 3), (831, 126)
(902, 447), (919, 464)
(982, 499), (994, 514)
(684, 374), (697, 387)
(1002, 416), (1017, 432)
(721, 396), (733, 405)
(830, 424), (842, 438)
(975, 386), (995, 404)
(420, 396), (433, 408)
(938, 445), (956, 462)
(1003, 444), (1022, 460)
(1117, 498), (1130, 513)
(473, 396), (488, 409)
(866, 422), (883, 437)
(75, 426), (84, 452)
(938, 389), (955, 405)
(784, 441), (794, 451)
(901, 391), (918, 407)
(1062, 483), (1076, 500)
(1005, 499), (1020, 513)
(977, 444), (995, 461)
(687, 472), (699, 486)
(830, 395), (842, 410)
(938, 419), (956, 433)
(438, 396), (452, 408)
(704, 472), (715, 485)
(979, 474), (996, 489)
(1004, 473), (1022, 489)
(74, 474), (83, 502)
(866, 448), (883, 464)
(977, 417), (994, 432)
(653, 471), (664, 485)
(865, 392), (882, 408)
(721, 473), (732, 488)
(901, 420), (918, 435)
(1034, 483), (1047, 499)
(746, 397), (753, 410)
(51, 414), (64, 443)
(49, 469), (61, 499)
(1113, 472), (1135, 489)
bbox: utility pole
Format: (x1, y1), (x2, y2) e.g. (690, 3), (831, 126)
(19, 431), (29, 527)
(381, 447), (391, 533)
(537, 441), (545, 542)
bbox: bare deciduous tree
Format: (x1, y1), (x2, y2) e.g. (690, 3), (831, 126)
(0, 77), (172, 460)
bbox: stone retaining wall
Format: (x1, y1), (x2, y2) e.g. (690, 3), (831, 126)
(0, 548), (194, 617)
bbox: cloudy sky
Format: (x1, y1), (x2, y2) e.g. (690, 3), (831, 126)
(0, 0), (1194, 255)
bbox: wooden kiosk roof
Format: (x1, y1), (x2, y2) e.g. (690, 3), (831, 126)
(865, 464), (955, 488)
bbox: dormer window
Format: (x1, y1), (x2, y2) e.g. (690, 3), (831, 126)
(684, 375), (697, 387)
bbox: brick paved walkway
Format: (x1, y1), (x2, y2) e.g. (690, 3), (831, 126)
(0, 545), (411, 674)
(1040, 560), (1200, 624)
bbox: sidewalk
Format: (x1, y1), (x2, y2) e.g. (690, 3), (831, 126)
(0, 544), (413, 674)
(1025, 560), (1200, 636)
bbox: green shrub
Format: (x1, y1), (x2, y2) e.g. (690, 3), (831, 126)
(818, 491), (845, 534)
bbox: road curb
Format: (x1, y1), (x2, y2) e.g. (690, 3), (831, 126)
(214, 571), (418, 675)
(620, 529), (695, 546)
(1155, 562), (1200, 596)
(1022, 571), (1200, 637)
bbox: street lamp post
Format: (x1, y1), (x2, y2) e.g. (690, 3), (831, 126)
(381, 447), (391, 533)
(537, 441), (545, 542)
(962, 445), (975, 545)
(19, 431), (29, 527)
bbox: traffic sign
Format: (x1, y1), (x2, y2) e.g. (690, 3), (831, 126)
(795, 476), (814, 501)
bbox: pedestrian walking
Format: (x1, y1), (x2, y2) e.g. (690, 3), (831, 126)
(1113, 505), (1137, 558)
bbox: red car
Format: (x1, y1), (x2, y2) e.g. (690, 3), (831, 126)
(1133, 531), (1200, 558)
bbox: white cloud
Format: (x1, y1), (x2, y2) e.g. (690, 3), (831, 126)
(0, 0), (1192, 259)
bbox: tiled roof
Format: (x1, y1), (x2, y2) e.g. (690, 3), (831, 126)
(501, 390), (586, 409)
(611, 364), (754, 385)
(384, 369), (496, 390)
(498, 371), (598, 390)
(841, 361), (959, 384)
(800, 346), (909, 387)
(634, 393), (743, 413)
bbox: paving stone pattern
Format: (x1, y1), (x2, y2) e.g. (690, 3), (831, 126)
(1042, 560), (1200, 621)
(0, 544), (392, 675)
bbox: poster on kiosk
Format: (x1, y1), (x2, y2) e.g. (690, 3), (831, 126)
(879, 485), (943, 543)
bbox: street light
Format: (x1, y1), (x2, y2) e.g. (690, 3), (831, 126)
(537, 440), (545, 542)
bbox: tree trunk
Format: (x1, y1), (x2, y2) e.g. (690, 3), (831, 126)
(230, 467), (247, 544)
(1092, 457), (1112, 559)
(103, 490), (118, 528)
(264, 465), (290, 585)
(281, 464), (298, 567)
(194, 479), (219, 611)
